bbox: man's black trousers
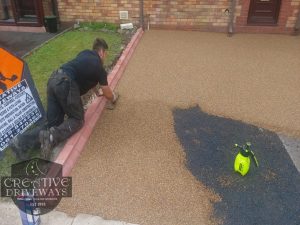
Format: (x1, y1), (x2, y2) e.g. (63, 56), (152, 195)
(17, 70), (84, 151)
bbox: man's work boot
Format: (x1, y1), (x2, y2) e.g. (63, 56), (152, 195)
(39, 129), (54, 160)
(9, 136), (28, 161)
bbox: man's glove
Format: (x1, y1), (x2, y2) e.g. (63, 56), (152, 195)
(106, 91), (119, 110)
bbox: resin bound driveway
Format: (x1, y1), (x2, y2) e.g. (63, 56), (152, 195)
(58, 30), (300, 225)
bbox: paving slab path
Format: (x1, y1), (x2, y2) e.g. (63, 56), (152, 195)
(0, 23), (71, 57)
(58, 30), (300, 225)
(0, 201), (138, 225)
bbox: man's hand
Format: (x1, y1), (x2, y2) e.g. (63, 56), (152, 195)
(101, 85), (113, 100)
(106, 91), (119, 110)
(100, 85), (119, 110)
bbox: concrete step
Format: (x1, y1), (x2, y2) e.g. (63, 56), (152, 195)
(72, 214), (138, 225)
(278, 133), (300, 173)
(41, 211), (73, 225)
(0, 201), (21, 225)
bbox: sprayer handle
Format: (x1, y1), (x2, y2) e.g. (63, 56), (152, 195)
(250, 150), (259, 167)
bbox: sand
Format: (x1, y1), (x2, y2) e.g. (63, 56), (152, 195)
(58, 30), (300, 225)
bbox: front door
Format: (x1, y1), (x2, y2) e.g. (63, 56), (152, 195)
(0, 0), (43, 26)
(248, 0), (281, 25)
(14, 0), (37, 22)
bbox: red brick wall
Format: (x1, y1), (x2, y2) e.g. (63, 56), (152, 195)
(57, 0), (300, 34)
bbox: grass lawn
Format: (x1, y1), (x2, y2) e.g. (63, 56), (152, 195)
(0, 27), (124, 178)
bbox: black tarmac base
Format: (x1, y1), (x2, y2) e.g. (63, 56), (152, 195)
(173, 106), (300, 225)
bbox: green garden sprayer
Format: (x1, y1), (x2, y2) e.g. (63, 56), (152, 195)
(234, 142), (259, 176)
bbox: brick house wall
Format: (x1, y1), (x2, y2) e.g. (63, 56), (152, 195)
(57, 0), (140, 24)
(143, 0), (234, 32)
(57, 0), (300, 34)
(43, 0), (54, 16)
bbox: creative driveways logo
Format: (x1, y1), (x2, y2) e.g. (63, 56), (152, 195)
(1, 158), (72, 215)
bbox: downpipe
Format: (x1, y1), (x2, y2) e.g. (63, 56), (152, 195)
(139, 0), (145, 31)
(294, 11), (300, 35)
(227, 0), (237, 37)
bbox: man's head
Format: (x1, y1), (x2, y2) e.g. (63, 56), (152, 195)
(93, 38), (108, 60)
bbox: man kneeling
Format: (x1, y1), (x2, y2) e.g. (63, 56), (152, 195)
(10, 38), (119, 160)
